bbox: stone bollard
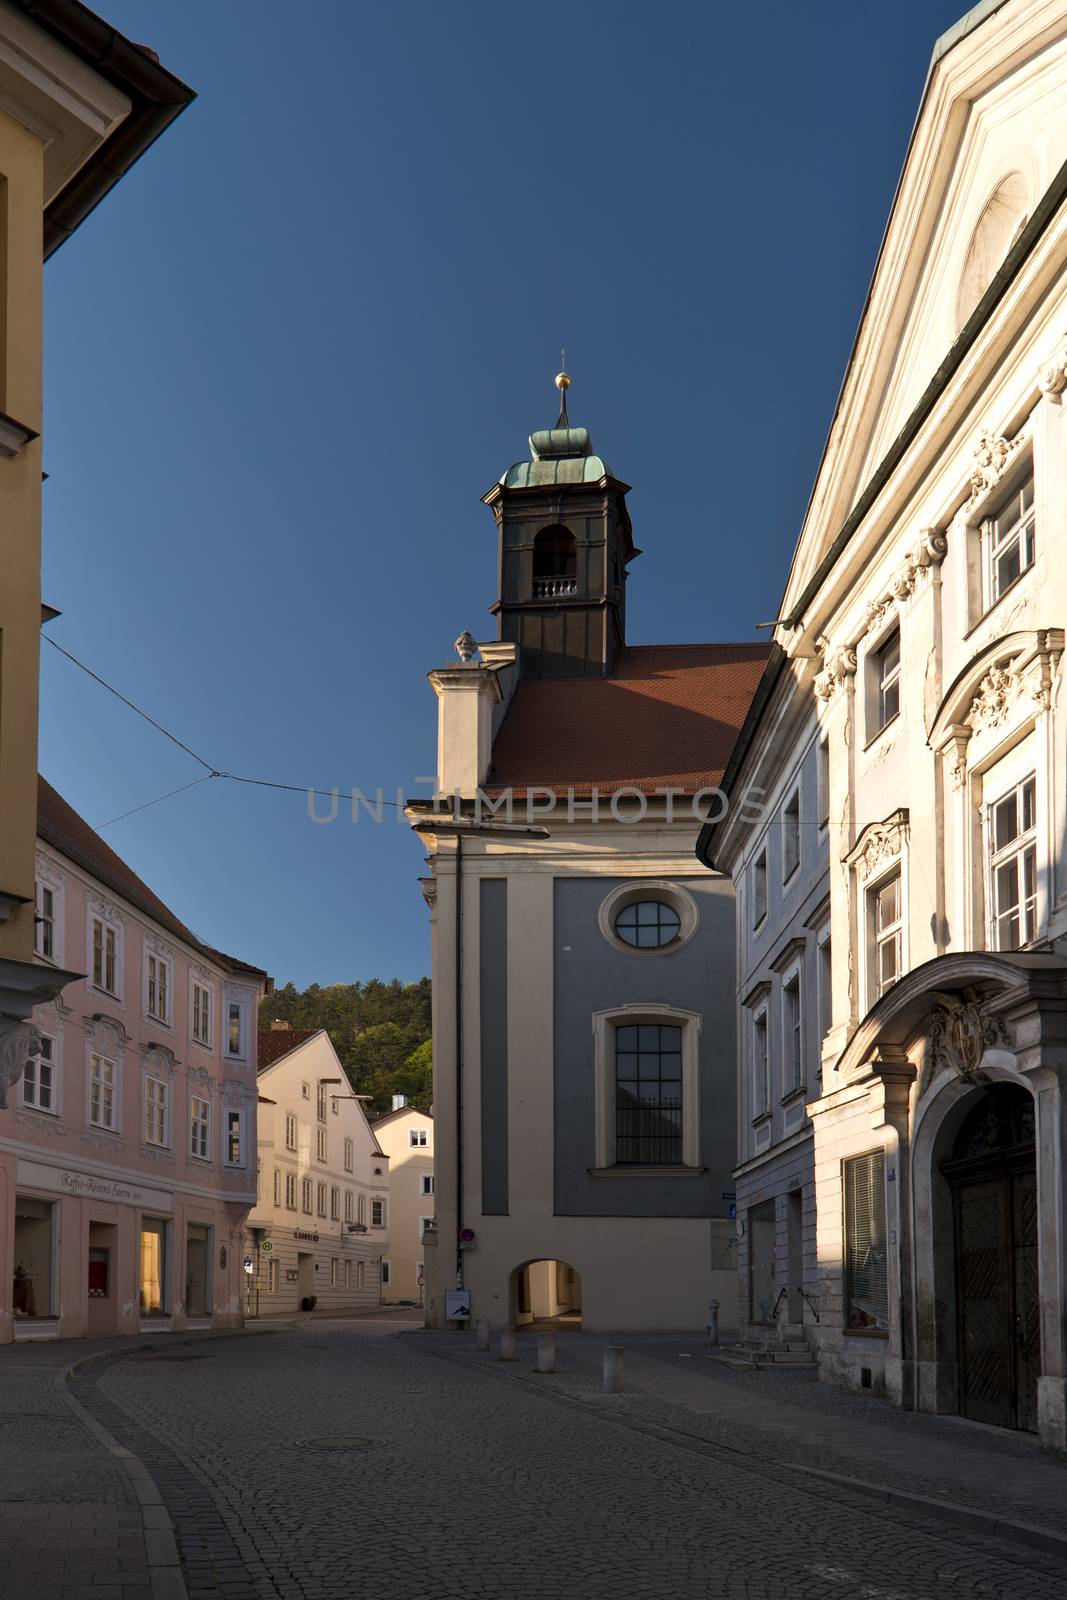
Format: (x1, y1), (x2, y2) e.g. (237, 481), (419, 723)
(706, 1299), (720, 1348)
(537, 1333), (556, 1374)
(476, 1318), (490, 1352)
(603, 1344), (624, 1394)
(498, 1326), (516, 1362)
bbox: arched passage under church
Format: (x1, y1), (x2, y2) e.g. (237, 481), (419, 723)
(510, 1259), (582, 1330)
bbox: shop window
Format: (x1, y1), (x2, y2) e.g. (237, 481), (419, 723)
(140, 1219), (169, 1316)
(748, 1199), (776, 1325)
(13, 1196), (56, 1319)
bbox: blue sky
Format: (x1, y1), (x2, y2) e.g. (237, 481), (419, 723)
(39, 0), (970, 987)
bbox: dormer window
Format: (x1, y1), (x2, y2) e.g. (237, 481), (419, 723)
(532, 526), (576, 599)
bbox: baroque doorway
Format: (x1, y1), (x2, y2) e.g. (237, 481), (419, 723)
(941, 1084), (1039, 1432)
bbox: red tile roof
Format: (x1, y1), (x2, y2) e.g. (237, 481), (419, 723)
(37, 776), (268, 979)
(256, 1027), (321, 1070)
(486, 644), (770, 797)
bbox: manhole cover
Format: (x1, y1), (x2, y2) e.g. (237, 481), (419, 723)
(296, 1437), (385, 1453)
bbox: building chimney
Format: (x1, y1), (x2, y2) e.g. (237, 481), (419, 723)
(392, 1093), (406, 1111)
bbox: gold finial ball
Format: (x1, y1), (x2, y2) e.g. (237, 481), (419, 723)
(554, 370), (571, 391)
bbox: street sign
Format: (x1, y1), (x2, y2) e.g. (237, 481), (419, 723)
(243, 1257), (254, 1275)
(459, 1227), (476, 1250)
(259, 1239), (274, 1253)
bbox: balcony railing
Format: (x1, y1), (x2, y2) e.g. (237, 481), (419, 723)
(533, 576), (578, 599)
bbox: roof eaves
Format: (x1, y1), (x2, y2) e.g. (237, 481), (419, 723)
(9, 0), (196, 258)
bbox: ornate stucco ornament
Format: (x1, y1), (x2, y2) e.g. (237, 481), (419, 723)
(969, 662), (1019, 733)
(862, 530), (949, 640)
(1037, 337), (1067, 401)
(969, 428), (1021, 503)
(0, 1019), (42, 1110)
(814, 640), (857, 701)
(844, 808), (909, 880)
(925, 988), (1009, 1086)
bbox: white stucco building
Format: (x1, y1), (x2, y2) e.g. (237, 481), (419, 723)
(244, 1025), (389, 1314)
(373, 1102), (434, 1305)
(700, 0), (1067, 1451)
(409, 379), (766, 1333)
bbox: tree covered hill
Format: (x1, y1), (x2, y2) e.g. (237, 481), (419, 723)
(259, 977), (431, 1117)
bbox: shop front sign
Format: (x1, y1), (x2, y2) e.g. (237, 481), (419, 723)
(16, 1157), (173, 1213)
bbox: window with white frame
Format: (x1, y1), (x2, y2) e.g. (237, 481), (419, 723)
(329, 1258), (337, 1288)
(409, 1127), (427, 1148)
(301, 1081), (310, 1100)
(420, 1174), (434, 1197)
(753, 1009), (769, 1118)
(89, 1054), (117, 1130)
(224, 1109), (244, 1166)
(144, 1076), (168, 1146)
(274, 1169), (281, 1207)
(226, 1001), (243, 1057)
(782, 790), (800, 882)
(317, 1083), (327, 1121)
(190, 1095), (211, 1160)
(752, 849), (768, 927)
(35, 880), (58, 960)
(782, 973), (803, 1095)
(285, 1171), (297, 1209)
(989, 773), (1038, 950)
(191, 982), (212, 1046)
(371, 1198), (384, 1226)
(343, 1136), (353, 1172)
(357, 1260), (365, 1290)
(145, 952), (171, 1024)
(23, 1034), (58, 1113)
(316, 1127), (327, 1163)
(344, 1190), (353, 1223)
(267, 1258), (278, 1294)
(302, 1176), (312, 1213)
(844, 1150), (889, 1333)
(331, 1092), (339, 1115)
(285, 1113), (297, 1151)
(985, 470), (1035, 607)
(330, 1186), (340, 1220)
(317, 1182), (327, 1217)
(419, 1216), (433, 1240)
(870, 629), (900, 737)
(870, 871), (903, 1003)
(358, 1192), (367, 1226)
(382, 1261), (391, 1285)
(344, 1260), (351, 1289)
(91, 916), (119, 996)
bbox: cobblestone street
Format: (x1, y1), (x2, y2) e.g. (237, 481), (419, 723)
(3, 1317), (1066, 1600)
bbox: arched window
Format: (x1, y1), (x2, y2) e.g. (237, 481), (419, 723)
(533, 525), (577, 598)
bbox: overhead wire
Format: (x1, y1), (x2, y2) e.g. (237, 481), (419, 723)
(43, 634), (407, 827)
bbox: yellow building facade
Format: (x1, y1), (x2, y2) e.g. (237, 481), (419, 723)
(0, 2), (193, 1089)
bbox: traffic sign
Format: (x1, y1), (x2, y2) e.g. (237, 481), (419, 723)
(259, 1239), (274, 1253)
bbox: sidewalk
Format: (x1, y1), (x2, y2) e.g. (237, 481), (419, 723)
(412, 1326), (1067, 1552)
(0, 1327), (274, 1600)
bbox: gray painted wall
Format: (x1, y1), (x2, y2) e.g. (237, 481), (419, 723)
(553, 875), (737, 1217)
(479, 878), (509, 1214)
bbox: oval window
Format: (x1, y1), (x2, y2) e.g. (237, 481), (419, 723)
(614, 900), (681, 949)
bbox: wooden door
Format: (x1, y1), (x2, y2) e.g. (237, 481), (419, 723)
(956, 1178), (1013, 1428)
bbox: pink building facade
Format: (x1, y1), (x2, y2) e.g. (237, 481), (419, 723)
(0, 780), (268, 1341)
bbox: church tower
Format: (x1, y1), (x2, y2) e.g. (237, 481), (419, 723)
(481, 372), (640, 678)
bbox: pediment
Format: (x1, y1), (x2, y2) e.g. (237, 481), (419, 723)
(781, 1), (1067, 618)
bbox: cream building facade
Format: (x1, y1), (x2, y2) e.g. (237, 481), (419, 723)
(0, 1), (193, 1097)
(701, 0), (1067, 1452)
(410, 383), (766, 1334)
(245, 1026), (389, 1314)
(373, 1103), (434, 1305)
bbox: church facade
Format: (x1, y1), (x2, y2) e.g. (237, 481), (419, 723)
(700, 0), (1067, 1451)
(409, 381), (766, 1332)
